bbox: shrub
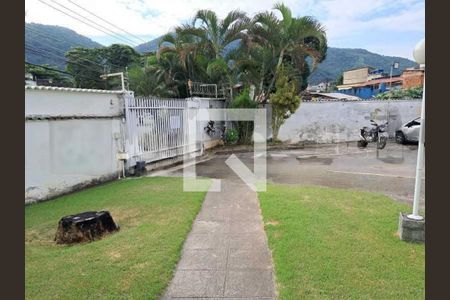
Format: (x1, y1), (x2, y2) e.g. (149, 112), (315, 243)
(374, 86), (423, 99)
(224, 128), (239, 145)
(269, 65), (301, 140)
(230, 88), (258, 144)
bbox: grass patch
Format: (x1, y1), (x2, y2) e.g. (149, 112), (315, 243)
(258, 184), (424, 299)
(25, 177), (208, 300)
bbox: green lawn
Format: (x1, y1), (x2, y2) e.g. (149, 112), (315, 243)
(25, 177), (208, 300)
(258, 184), (425, 300)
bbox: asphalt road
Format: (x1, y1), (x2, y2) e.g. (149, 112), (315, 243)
(153, 142), (425, 208)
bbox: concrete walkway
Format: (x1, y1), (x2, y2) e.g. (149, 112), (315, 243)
(162, 179), (277, 299)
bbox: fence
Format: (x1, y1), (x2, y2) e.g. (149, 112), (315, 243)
(25, 86), (227, 203)
(124, 96), (201, 164)
(190, 81), (231, 98)
(124, 96), (226, 165)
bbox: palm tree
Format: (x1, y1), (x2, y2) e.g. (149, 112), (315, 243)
(157, 26), (201, 80)
(226, 43), (276, 100)
(188, 9), (250, 59)
(249, 2), (327, 98)
(168, 9), (250, 86)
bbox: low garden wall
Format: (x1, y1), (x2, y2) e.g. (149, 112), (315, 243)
(25, 88), (226, 203)
(277, 99), (422, 143)
(25, 87), (126, 203)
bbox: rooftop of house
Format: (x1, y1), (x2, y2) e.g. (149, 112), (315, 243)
(309, 92), (362, 101)
(337, 75), (403, 89)
(343, 65), (376, 72)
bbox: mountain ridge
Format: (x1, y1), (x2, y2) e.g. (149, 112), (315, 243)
(134, 37), (417, 84)
(25, 23), (418, 84)
(25, 22), (103, 69)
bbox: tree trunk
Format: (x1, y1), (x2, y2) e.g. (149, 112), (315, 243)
(272, 124), (280, 141)
(266, 48), (285, 98)
(256, 61), (266, 101)
(272, 114), (281, 141)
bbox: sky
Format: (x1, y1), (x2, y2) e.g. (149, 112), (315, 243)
(25, 0), (425, 59)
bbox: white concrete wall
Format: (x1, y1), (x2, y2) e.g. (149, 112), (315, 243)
(25, 89), (126, 203)
(278, 99), (422, 143)
(25, 89), (124, 118)
(25, 91), (227, 203)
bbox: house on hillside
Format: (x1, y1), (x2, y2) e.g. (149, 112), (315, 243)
(302, 91), (361, 101)
(25, 73), (37, 86)
(402, 67), (425, 89)
(336, 65), (423, 99)
(306, 82), (331, 92)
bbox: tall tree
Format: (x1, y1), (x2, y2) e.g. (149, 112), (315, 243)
(66, 44), (141, 89)
(172, 9), (250, 85)
(157, 27), (201, 81)
(103, 44), (140, 71)
(26, 63), (73, 87)
(190, 9), (249, 59)
(269, 65), (301, 141)
(249, 2), (327, 100)
(65, 47), (103, 89)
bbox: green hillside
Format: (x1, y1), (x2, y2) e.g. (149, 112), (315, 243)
(134, 39), (417, 84)
(308, 48), (418, 84)
(25, 23), (418, 84)
(134, 36), (162, 53)
(25, 23), (103, 69)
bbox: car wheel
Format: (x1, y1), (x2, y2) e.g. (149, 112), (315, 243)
(395, 131), (406, 144)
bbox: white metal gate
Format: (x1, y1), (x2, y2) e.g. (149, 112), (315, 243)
(124, 96), (201, 164)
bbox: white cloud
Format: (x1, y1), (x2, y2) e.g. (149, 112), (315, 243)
(25, 0), (424, 57)
(25, 0), (318, 43)
(320, 0), (424, 41)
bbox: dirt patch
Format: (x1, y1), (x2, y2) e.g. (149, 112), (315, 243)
(272, 231), (282, 239)
(265, 220), (280, 226)
(377, 156), (405, 164)
(109, 250), (122, 260)
(296, 155), (333, 165)
(108, 208), (142, 228)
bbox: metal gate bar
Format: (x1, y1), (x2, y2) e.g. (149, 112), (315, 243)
(124, 96), (200, 164)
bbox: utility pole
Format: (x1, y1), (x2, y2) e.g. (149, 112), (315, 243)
(389, 62), (399, 91)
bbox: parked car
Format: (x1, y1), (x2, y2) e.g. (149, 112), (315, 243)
(395, 117), (421, 144)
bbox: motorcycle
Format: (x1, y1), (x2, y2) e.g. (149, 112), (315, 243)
(357, 119), (389, 150)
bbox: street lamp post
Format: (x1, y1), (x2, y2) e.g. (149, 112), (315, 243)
(397, 38), (425, 243)
(409, 39), (425, 221)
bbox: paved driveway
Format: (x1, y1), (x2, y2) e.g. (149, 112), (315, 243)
(158, 142), (424, 208)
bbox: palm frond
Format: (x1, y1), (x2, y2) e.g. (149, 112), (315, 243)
(220, 10), (249, 35)
(273, 2), (292, 32)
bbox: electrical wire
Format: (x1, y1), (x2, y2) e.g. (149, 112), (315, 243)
(48, 0), (140, 46)
(25, 25), (124, 71)
(37, 0), (138, 47)
(25, 61), (107, 86)
(26, 48), (129, 87)
(25, 46), (105, 83)
(25, 61), (72, 75)
(66, 0), (147, 44)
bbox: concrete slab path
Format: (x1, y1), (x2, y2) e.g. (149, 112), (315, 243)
(162, 179), (277, 299)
